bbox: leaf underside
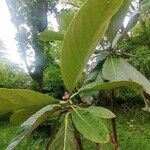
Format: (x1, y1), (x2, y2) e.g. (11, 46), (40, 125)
(61, 0), (123, 91)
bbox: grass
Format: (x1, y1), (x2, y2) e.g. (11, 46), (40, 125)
(0, 104), (150, 150)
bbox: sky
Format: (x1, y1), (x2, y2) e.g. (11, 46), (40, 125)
(0, 0), (24, 64)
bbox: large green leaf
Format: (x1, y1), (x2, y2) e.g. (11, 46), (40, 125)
(38, 30), (64, 42)
(79, 81), (142, 93)
(72, 108), (109, 143)
(82, 106), (115, 119)
(102, 57), (150, 95)
(6, 104), (61, 150)
(0, 88), (59, 114)
(106, 0), (131, 44)
(48, 112), (78, 150)
(61, 0), (123, 91)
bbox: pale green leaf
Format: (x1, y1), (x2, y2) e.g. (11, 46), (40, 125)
(61, 0), (123, 91)
(0, 88), (59, 114)
(38, 30), (64, 42)
(106, 0), (131, 43)
(102, 57), (150, 95)
(72, 108), (109, 143)
(48, 112), (77, 150)
(6, 104), (61, 150)
(84, 106), (115, 119)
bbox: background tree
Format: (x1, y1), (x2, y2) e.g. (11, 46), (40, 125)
(6, 0), (48, 91)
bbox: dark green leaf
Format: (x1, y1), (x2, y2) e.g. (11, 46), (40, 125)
(6, 104), (61, 150)
(61, 0), (123, 91)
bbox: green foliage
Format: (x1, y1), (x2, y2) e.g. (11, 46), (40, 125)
(61, 0), (123, 91)
(116, 88), (142, 102)
(0, 60), (31, 89)
(42, 41), (64, 98)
